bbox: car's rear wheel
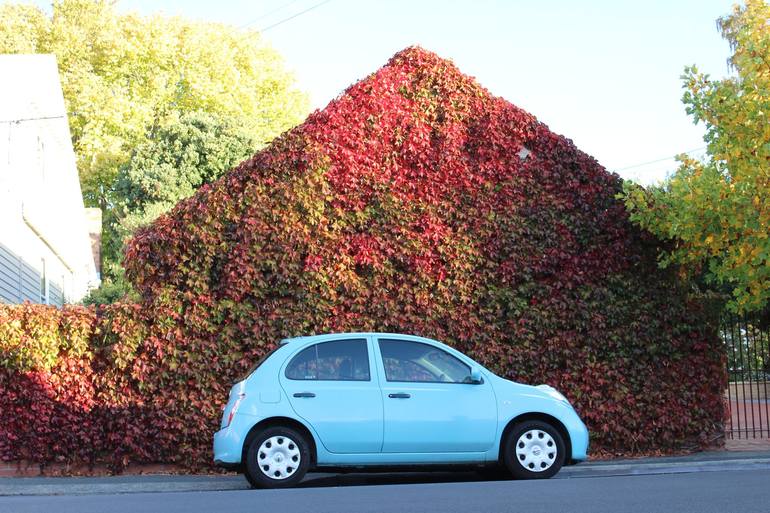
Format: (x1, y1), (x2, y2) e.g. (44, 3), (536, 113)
(503, 420), (566, 479)
(244, 426), (310, 489)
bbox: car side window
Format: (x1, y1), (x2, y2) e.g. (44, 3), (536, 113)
(378, 339), (472, 383)
(285, 339), (370, 381)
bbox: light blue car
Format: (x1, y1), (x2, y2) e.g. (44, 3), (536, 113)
(214, 333), (588, 488)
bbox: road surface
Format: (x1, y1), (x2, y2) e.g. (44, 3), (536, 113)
(1, 469), (769, 513)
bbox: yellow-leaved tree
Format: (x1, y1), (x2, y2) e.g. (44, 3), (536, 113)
(623, 0), (770, 313)
(0, 0), (309, 209)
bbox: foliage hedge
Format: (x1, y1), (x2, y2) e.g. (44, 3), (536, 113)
(1, 47), (726, 471)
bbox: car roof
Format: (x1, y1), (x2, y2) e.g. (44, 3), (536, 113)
(279, 332), (442, 346)
(277, 332), (483, 370)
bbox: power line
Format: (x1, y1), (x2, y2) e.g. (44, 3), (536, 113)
(238, 0), (303, 29)
(613, 146), (707, 172)
(258, 0), (333, 33)
(3, 115), (65, 123)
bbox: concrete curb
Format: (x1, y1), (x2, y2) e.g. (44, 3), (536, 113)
(560, 457), (770, 479)
(2, 454), (770, 496)
(0, 476), (249, 496)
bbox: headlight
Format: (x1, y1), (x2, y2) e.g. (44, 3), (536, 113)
(545, 389), (569, 403)
(535, 384), (570, 404)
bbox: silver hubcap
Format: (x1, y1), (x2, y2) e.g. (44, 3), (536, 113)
(515, 429), (557, 472)
(257, 436), (301, 480)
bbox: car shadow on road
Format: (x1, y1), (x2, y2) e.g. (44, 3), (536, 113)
(297, 470), (507, 488)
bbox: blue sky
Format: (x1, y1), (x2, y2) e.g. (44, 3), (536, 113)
(19, 0), (736, 184)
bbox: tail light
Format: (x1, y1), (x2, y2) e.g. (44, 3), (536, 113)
(225, 393), (246, 428)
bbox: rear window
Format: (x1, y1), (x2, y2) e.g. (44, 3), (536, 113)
(285, 339), (370, 381)
(239, 346), (281, 381)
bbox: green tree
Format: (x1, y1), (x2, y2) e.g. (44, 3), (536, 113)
(103, 111), (257, 276)
(85, 111), (257, 303)
(115, 111), (256, 226)
(623, 0), (770, 313)
(1, 0), (308, 302)
(0, 0), (308, 209)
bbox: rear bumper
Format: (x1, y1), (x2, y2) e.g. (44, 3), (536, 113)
(213, 422), (246, 466)
(213, 460), (243, 471)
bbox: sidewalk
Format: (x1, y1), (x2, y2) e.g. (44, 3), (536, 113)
(560, 449), (770, 478)
(2, 450), (770, 496)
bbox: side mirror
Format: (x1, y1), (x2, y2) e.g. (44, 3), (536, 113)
(469, 367), (483, 384)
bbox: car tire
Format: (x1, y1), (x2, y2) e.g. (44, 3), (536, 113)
(244, 426), (311, 489)
(502, 420), (566, 479)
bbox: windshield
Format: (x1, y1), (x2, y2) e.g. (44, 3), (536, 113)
(238, 345), (281, 382)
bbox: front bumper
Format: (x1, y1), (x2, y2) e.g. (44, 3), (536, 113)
(569, 416), (590, 462)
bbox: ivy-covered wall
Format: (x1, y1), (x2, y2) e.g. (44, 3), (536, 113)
(0, 47), (726, 471)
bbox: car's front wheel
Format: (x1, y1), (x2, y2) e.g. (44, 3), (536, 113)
(502, 420), (566, 479)
(244, 426), (311, 488)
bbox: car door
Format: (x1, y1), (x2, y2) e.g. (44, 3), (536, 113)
(279, 337), (383, 453)
(375, 337), (497, 453)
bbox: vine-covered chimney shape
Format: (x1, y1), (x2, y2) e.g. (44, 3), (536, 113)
(124, 46), (725, 459)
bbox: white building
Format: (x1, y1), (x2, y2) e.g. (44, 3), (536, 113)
(0, 54), (99, 305)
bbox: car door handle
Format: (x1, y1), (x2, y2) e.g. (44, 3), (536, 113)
(388, 393), (411, 399)
(293, 392), (316, 398)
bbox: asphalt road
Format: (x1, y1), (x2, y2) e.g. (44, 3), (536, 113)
(1, 469), (769, 513)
